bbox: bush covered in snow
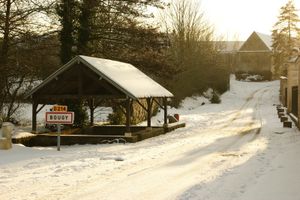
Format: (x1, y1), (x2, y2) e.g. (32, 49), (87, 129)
(210, 91), (221, 104)
(235, 71), (272, 81)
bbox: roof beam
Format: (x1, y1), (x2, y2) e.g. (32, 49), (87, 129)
(34, 94), (126, 100)
(80, 66), (123, 96)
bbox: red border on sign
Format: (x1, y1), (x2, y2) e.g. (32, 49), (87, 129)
(45, 112), (74, 124)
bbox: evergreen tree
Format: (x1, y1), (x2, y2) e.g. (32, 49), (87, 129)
(56, 0), (78, 64)
(272, 29), (286, 77)
(78, 0), (96, 55)
(76, 0), (172, 79)
(56, 0), (88, 127)
(272, 0), (300, 76)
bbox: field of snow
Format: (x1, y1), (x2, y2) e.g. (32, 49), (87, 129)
(1, 77), (300, 200)
(14, 104), (112, 127)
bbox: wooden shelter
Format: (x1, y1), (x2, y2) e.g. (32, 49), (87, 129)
(26, 55), (174, 133)
(236, 31), (273, 79)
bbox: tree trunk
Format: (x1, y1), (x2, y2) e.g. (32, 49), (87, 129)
(0, 0), (11, 118)
(1, 0), (11, 66)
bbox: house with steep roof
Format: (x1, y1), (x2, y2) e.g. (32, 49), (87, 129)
(280, 49), (300, 127)
(235, 31), (273, 80)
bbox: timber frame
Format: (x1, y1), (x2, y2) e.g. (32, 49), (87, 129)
(27, 55), (174, 133)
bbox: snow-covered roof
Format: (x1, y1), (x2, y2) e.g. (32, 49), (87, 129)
(288, 56), (299, 63)
(27, 55), (174, 99)
(255, 32), (272, 50)
(280, 76), (287, 80)
(217, 41), (244, 53)
(238, 31), (272, 52)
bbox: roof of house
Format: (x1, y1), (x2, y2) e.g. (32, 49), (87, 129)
(216, 41), (244, 53)
(255, 32), (272, 50)
(27, 55), (174, 99)
(238, 31), (272, 52)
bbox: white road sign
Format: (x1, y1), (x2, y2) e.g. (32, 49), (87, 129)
(45, 112), (74, 124)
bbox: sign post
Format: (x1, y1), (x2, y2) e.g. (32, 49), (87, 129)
(57, 124), (61, 151)
(46, 106), (74, 151)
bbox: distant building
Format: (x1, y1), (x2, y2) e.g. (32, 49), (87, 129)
(286, 56), (299, 117)
(217, 41), (244, 73)
(235, 31), (273, 80)
(280, 53), (300, 126)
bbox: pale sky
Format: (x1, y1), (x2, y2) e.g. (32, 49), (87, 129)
(201, 0), (300, 40)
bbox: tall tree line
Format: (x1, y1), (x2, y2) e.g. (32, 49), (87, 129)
(56, 0), (166, 63)
(0, 0), (225, 121)
(272, 0), (300, 77)
(0, 0), (58, 121)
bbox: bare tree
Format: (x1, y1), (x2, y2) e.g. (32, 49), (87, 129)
(0, 0), (56, 122)
(159, 0), (229, 103)
(160, 0), (215, 71)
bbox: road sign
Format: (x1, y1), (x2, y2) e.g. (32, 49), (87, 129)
(52, 105), (68, 112)
(45, 112), (74, 124)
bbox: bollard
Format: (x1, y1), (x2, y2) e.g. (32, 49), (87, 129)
(280, 116), (288, 122)
(0, 138), (11, 149)
(283, 121), (292, 128)
(0, 122), (13, 149)
(2, 122), (13, 139)
(278, 112), (285, 118)
(174, 114), (180, 121)
(277, 108), (284, 113)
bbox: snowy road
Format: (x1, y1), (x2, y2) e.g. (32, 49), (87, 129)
(1, 78), (300, 200)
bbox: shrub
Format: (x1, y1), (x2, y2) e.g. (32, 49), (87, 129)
(65, 100), (88, 128)
(235, 70), (272, 81)
(210, 91), (221, 104)
(108, 107), (126, 125)
(108, 100), (159, 125)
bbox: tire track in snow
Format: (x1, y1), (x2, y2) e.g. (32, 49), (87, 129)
(57, 84), (277, 200)
(223, 86), (269, 128)
(214, 87), (269, 151)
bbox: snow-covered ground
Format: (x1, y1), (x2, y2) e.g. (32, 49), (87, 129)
(1, 77), (300, 200)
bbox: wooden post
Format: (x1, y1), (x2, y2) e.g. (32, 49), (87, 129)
(147, 98), (152, 127)
(89, 99), (95, 126)
(126, 98), (131, 133)
(32, 101), (38, 133)
(57, 124), (61, 151)
(78, 65), (83, 97)
(163, 97), (168, 126)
